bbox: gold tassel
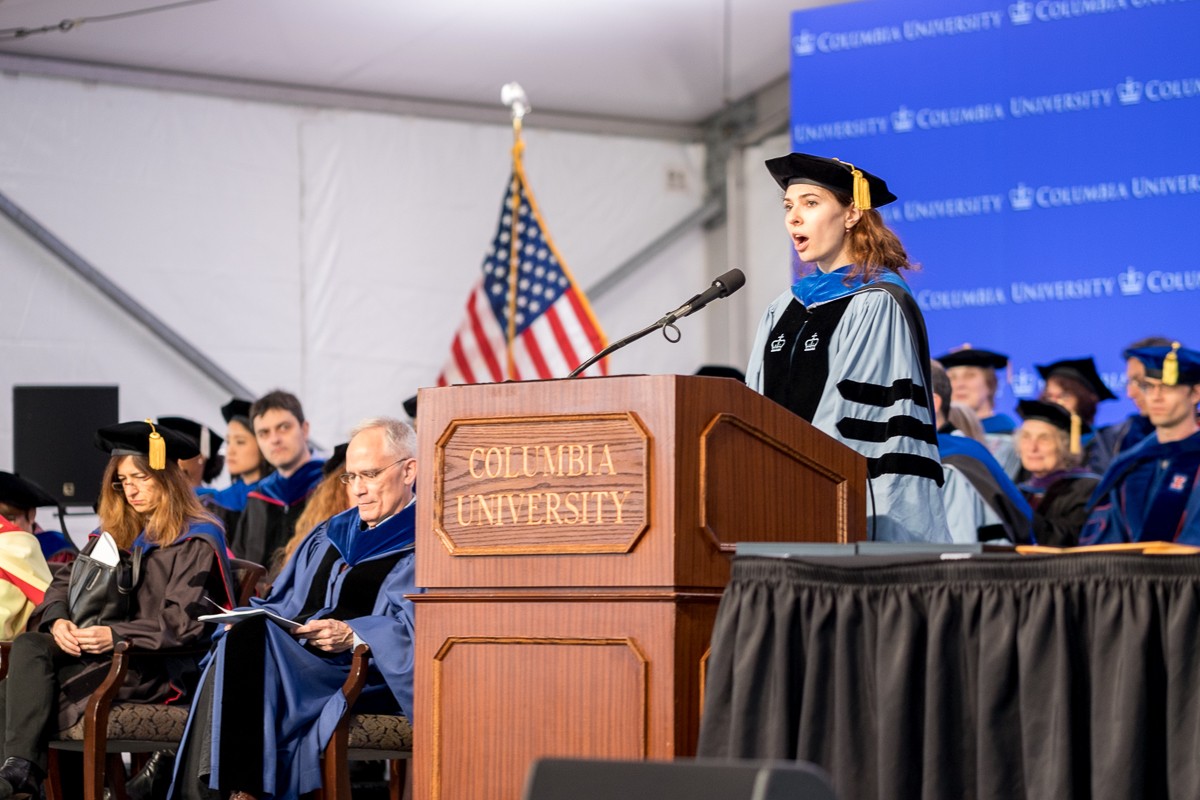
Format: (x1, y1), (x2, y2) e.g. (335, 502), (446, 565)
(1069, 413), (1082, 456)
(1163, 341), (1181, 386)
(835, 158), (872, 209)
(145, 418), (166, 470)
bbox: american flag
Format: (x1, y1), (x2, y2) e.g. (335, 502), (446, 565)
(437, 166), (608, 385)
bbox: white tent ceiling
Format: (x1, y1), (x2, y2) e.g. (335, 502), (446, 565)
(0, 0), (846, 130)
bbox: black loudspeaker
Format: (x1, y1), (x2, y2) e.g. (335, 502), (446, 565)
(13, 385), (119, 507)
(523, 758), (837, 800)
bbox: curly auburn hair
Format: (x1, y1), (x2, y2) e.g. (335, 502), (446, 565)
(794, 187), (917, 285)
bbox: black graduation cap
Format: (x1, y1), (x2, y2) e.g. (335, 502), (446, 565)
(402, 395), (418, 421)
(157, 416), (224, 460)
(1035, 357), (1117, 402)
(934, 347), (1008, 370)
(95, 419), (200, 470)
(221, 398), (253, 425)
(1017, 400), (1091, 435)
(0, 471), (60, 510)
(695, 364), (747, 382)
(1127, 342), (1200, 386)
(764, 152), (897, 209)
(323, 442), (349, 478)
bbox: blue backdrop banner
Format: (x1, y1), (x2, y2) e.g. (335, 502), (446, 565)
(789, 0), (1200, 424)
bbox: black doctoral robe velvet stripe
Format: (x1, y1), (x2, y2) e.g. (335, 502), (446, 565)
(698, 553), (1200, 800)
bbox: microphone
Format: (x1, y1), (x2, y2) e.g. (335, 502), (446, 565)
(657, 268), (745, 325)
(568, 269), (747, 378)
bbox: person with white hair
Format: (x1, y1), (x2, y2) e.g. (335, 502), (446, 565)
(169, 417), (421, 800)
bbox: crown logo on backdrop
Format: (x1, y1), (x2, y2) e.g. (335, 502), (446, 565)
(1118, 266), (1145, 296)
(1011, 369), (1037, 397)
(793, 30), (817, 56)
(1009, 183), (1034, 211)
(1008, 1), (1034, 25)
(891, 106), (915, 133)
(1117, 77), (1143, 106)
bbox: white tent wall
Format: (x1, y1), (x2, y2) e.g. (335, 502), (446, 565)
(0, 71), (713, 473)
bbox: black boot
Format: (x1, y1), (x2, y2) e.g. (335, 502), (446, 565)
(0, 757), (42, 800)
(126, 749), (177, 800)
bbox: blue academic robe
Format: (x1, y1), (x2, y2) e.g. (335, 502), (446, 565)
(981, 413), (1017, 435)
(231, 459), (325, 565)
(938, 431), (1033, 542)
(1080, 430), (1200, 544)
(170, 503), (419, 799)
(201, 478), (258, 514)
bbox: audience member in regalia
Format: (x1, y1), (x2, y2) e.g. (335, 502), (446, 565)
(230, 390), (325, 567)
(931, 361), (1032, 543)
(1015, 400), (1100, 547)
(1036, 356), (1115, 472)
(271, 442), (350, 579)
(746, 152), (948, 542)
(0, 421), (235, 800)
(201, 398), (272, 535)
(1089, 336), (1174, 474)
(936, 347), (1021, 478)
(1080, 343), (1200, 545)
(0, 472), (77, 565)
(168, 417), (421, 800)
(0, 514), (52, 639)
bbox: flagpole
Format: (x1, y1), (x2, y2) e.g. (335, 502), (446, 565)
(502, 83), (531, 381)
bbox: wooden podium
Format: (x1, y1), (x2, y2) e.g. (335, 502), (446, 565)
(412, 375), (866, 800)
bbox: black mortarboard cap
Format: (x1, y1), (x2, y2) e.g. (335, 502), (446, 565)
(1127, 342), (1200, 386)
(1035, 357), (1117, 402)
(157, 416), (224, 460)
(221, 398), (253, 425)
(402, 395), (418, 421)
(1017, 400), (1091, 435)
(0, 471), (60, 510)
(934, 347), (1009, 370)
(95, 419), (200, 468)
(322, 443), (349, 477)
(695, 364), (747, 382)
(765, 152), (897, 208)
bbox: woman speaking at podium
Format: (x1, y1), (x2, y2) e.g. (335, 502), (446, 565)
(745, 153), (950, 543)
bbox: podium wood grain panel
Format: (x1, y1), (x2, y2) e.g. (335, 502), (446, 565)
(415, 595), (717, 800)
(412, 376), (866, 800)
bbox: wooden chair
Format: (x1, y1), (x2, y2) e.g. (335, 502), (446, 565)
(318, 644), (413, 800)
(0, 557), (268, 800)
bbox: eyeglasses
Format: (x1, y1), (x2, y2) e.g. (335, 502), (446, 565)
(338, 458), (411, 485)
(1135, 380), (1187, 396)
(112, 474), (155, 493)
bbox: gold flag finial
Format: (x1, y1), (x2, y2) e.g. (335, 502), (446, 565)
(1164, 341), (1181, 386)
(145, 419), (166, 470)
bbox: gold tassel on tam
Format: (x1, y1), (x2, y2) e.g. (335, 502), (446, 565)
(1164, 341), (1181, 386)
(145, 418), (166, 470)
(834, 159), (872, 210)
(1069, 413), (1082, 456)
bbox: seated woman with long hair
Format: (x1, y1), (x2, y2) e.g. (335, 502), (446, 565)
(0, 420), (235, 799)
(1016, 400), (1100, 547)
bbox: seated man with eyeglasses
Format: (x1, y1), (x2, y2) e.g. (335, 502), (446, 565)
(168, 417), (421, 800)
(1080, 343), (1200, 545)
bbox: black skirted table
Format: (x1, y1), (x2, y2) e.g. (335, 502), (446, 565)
(696, 552), (1200, 800)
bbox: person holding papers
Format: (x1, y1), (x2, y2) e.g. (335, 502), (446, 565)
(0, 420), (235, 800)
(169, 417), (422, 800)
